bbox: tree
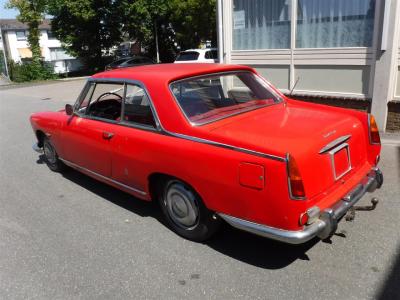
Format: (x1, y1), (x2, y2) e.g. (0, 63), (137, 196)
(6, 0), (47, 64)
(169, 0), (217, 51)
(47, 0), (123, 71)
(121, 0), (217, 62)
(121, 0), (176, 62)
(46, 0), (217, 66)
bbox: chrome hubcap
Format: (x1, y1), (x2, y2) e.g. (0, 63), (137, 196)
(44, 142), (57, 164)
(166, 183), (199, 229)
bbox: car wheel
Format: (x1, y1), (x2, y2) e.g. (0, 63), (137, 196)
(159, 179), (220, 242)
(43, 137), (66, 172)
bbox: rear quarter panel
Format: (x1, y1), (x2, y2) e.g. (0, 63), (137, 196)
(111, 125), (304, 231)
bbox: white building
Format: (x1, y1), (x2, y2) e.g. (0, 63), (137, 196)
(0, 19), (82, 74)
(217, 0), (400, 132)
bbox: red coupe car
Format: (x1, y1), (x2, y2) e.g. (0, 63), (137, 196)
(30, 64), (383, 244)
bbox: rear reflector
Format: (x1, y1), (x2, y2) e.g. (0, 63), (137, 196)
(287, 154), (306, 199)
(369, 114), (381, 144)
(299, 206), (320, 226)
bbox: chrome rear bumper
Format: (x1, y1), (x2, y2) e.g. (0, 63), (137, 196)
(218, 167), (383, 244)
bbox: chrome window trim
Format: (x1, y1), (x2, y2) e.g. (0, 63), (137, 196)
(168, 70), (283, 127)
(73, 81), (94, 115)
(329, 142), (352, 180)
(59, 158), (147, 196)
(71, 77), (286, 162)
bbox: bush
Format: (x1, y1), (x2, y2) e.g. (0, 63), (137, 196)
(7, 60), (58, 82)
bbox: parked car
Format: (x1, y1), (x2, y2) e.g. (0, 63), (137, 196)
(30, 64), (383, 244)
(105, 56), (154, 70)
(174, 48), (218, 63)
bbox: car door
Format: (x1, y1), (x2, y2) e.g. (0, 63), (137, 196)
(62, 81), (125, 177)
(110, 83), (159, 193)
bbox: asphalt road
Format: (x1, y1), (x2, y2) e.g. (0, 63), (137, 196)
(1, 80), (400, 300)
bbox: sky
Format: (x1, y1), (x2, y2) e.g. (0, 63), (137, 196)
(0, 0), (18, 19)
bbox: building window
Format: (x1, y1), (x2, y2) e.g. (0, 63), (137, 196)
(47, 30), (56, 40)
(231, 0), (376, 50)
(232, 0), (291, 50)
(15, 30), (27, 41)
(296, 0), (375, 48)
(49, 48), (73, 60)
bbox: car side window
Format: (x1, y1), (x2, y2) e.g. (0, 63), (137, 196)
(85, 83), (124, 121)
(122, 84), (156, 128)
(205, 51), (211, 59)
(75, 82), (95, 114)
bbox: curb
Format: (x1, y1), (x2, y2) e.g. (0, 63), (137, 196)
(0, 76), (88, 90)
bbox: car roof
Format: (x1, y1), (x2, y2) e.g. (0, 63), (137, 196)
(92, 63), (254, 85)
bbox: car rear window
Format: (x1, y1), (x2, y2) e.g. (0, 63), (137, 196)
(170, 72), (282, 125)
(176, 51), (200, 61)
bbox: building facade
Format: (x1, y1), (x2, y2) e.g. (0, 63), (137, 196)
(0, 19), (82, 74)
(217, 0), (400, 132)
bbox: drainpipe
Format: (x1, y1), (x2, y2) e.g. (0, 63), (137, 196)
(217, 0), (224, 63)
(0, 26), (9, 78)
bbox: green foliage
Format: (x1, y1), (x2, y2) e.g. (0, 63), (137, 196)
(46, 0), (217, 66)
(6, 0), (47, 63)
(8, 60), (57, 82)
(0, 50), (6, 75)
(169, 0), (217, 51)
(122, 0), (217, 62)
(47, 0), (123, 72)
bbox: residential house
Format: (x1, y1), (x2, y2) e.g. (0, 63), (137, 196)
(0, 19), (82, 74)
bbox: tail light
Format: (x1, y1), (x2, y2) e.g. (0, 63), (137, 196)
(368, 114), (381, 145)
(286, 154), (306, 200)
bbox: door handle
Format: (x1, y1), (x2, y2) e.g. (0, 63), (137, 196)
(102, 131), (114, 140)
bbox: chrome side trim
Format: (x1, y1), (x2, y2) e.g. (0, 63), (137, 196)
(163, 131), (286, 162)
(59, 158), (147, 196)
(219, 167), (383, 244)
(319, 135), (351, 154)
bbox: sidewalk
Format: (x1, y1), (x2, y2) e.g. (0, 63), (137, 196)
(0, 76), (88, 90)
(0, 75), (11, 86)
(381, 132), (400, 145)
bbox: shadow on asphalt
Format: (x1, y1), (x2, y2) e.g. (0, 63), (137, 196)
(376, 245), (400, 300)
(37, 155), (318, 269)
(375, 146), (400, 299)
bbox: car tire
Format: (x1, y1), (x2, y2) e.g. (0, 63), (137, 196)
(43, 137), (66, 172)
(159, 179), (220, 242)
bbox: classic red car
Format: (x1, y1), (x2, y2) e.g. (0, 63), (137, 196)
(30, 64), (383, 244)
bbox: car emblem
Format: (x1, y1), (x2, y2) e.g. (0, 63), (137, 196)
(323, 130), (336, 138)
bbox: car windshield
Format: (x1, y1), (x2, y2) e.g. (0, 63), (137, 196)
(170, 72), (282, 125)
(176, 51), (200, 61)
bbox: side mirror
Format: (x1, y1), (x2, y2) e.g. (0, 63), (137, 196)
(65, 104), (74, 116)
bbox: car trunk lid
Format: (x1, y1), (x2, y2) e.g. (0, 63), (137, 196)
(202, 100), (368, 199)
